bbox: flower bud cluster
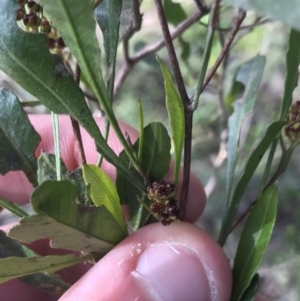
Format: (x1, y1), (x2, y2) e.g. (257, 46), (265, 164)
(16, 1), (66, 53)
(285, 101), (300, 144)
(147, 181), (180, 226)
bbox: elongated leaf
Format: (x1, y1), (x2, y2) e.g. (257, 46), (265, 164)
(9, 181), (126, 252)
(37, 152), (89, 205)
(0, 253), (94, 285)
(119, 0), (142, 41)
(239, 274), (259, 301)
(116, 122), (170, 229)
(0, 197), (29, 218)
(279, 29), (300, 120)
(0, 0), (129, 181)
(82, 164), (126, 232)
(224, 0), (300, 31)
(226, 55), (266, 207)
(0, 0), (73, 113)
(95, 0), (121, 101)
(42, 0), (109, 107)
(158, 59), (184, 185)
(0, 89), (40, 186)
(0, 231), (70, 295)
(219, 121), (285, 245)
(95, 0), (121, 68)
(232, 186), (278, 301)
(116, 149), (150, 230)
(137, 98), (144, 160)
(163, 0), (186, 25)
(141, 122), (171, 181)
(41, 0), (144, 190)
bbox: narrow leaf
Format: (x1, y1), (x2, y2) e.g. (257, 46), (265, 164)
(0, 231), (70, 295)
(0, 197), (29, 218)
(42, 0), (109, 107)
(141, 122), (171, 181)
(82, 164), (126, 232)
(116, 149), (150, 230)
(41, 0), (145, 191)
(0, 0), (129, 181)
(226, 55), (266, 206)
(224, 0), (300, 31)
(0, 253), (93, 285)
(137, 98), (144, 160)
(232, 186), (278, 301)
(116, 122), (171, 229)
(0, 89), (40, 186)
(95, 0), (122, 68)
(118, 0), (142, 41)
(219, 121), (285, 245)
(158, 59), (184, 185)
(9, 181), (126, 252)
(239, 274), (259, 301)
(279, 29), (300, 120)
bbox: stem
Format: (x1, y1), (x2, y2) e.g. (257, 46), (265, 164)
(70, 64), (86, 165)
(51, 112), (61, 181)
(114, 9), (210, 96)
(193, 0), (222, 110)
(154, 0), (192, 220)
(201, 9), (246, 93)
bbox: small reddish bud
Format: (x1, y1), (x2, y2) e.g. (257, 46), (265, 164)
(16, 7), (26, 21)
(56, 37), (66, 49)
(27, 1), (41, 13)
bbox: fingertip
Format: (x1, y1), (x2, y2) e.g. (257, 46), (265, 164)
(60, 223), (231, 301)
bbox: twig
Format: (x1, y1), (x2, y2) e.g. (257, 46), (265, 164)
(199, 17), (270, 32)
(70, 64), (86, 164)
(194, 0), (209, 13)
(154, 0), (193, 220)
(114, 9), (210, 96)
(93, 0), (103, 9)
(192, 0), (222, 110)
(201, 9), (246, 93)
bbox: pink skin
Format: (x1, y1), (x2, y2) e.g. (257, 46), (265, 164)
(0, 115), (269, 301)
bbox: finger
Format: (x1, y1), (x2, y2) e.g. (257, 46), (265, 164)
(0, 115), (206, 222)
(59, 222), (232, 301)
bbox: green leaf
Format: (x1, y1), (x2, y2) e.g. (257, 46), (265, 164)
(95, 0), (121, 101)
(158, 59), (184, 185)
(95, 0), (122, 68)
(0, 0), (74, 113)
(232, 186), (278, 301)
(224, 0), (300, 31)
(279, 29), (300, 120)
(219, 121), (285, 245)
(141, 122), (171, 181)
(9, 181), (126, 252)
(137, 98), (144, 160)
(163, 0), (186, 26)
(0, 0), (129, 180)
(0, 89), (40, 186)
(239, 274), (259, 301)
(119, 0), (142, 41)
(224, 55), (266, 241)
(0, 231), (70, 295)
(116, 122), (170, 229)
(37, 152), (89, 205)
(42, 0), (109, 107)
(116, 149), (150, 230)
(0, 197), (29, 218)
(82, 164), (126, 232)
(0, 253), (94, 285)
(41, 0), (145, 191)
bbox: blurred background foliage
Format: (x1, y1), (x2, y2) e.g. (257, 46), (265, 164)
(0, 0), (299, 300)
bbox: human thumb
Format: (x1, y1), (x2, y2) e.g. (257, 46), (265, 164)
(59, 222), (232, 301)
